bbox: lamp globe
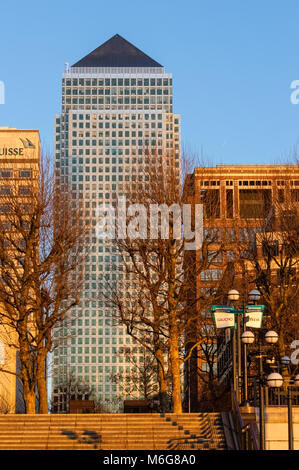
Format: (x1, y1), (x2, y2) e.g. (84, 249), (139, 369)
(228, 289), (240, 301)
(241, 331), (255, 344)
(267, 373), (283, 388)
(248, 289), (261, 302)
(265, 331), (278, 344)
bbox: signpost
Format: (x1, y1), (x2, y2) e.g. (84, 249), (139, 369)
(244, 305), (264, 329)
(212, 305), (235, 329)
(213, 303), (265, 402)
(212, 305), (238, 393)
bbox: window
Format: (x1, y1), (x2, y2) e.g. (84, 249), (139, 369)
(262, 240), (279, 257)
(0, 169), (13, 178)
(0, 186), (12, 195)
(200, 189), (220, 218)
(0, 203), (11, 213)
(19, 169), (32, 178)
(18, 186), (31, 195)
(226, 228), (236, 242)
(278, 189), (285, 203)
(204, 227), (222, 242)
(226, 189), (233, 218)
(239, 189), (271, 218)
(207, 250), (222, 265)
(200, 269), (223, 281)
(291, 189), (299, 202)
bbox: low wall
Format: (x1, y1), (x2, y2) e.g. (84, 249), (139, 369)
(255, 407), (299, 450)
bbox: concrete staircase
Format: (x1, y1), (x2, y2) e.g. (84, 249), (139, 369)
(0, 413), (228, 450)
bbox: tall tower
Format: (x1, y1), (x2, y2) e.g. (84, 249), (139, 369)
(53, 35), (181, 412)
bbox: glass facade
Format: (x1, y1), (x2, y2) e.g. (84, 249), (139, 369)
(52, 48), (181, 412)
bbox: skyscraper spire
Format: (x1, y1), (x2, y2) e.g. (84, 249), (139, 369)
(72, 34), (163, 68)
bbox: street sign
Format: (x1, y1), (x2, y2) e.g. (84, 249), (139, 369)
(244, 305), (264, 328)
(212, 306), (235, 329)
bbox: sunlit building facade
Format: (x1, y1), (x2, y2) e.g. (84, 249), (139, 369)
(0, 127), (40, 413)
(52, 35), (181, 412)
(185, 164), (299, 410)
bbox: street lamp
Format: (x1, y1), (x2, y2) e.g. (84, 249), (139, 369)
(265, 331), (279, 344)
(242, 331), (255, 344)
(267, 372), (284, 388)
(281, 356), (291, 366)
(267, 371), (294, 450)
(248, 289), (261, 303)
(227, 289), (241, 400)
(228, 289), (240, 302)
(241, 330), (255, 406)
(242, 329), (278, 450)
(228, 288), (262, 403)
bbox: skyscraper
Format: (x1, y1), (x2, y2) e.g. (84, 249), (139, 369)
(52, 35), (181, 412)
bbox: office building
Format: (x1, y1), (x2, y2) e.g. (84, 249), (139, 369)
(52, 35), (181, 412)
(184, 164), (299, 410)
(0, 127), (40, 413)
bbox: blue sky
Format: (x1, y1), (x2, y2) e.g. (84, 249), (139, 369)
(0, 0), (299, 165)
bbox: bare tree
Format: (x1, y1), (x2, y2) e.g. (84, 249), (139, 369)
(232, 169), (299, 379)
(0, 159), (87, 413)
(104, 151), (225, 413)
(0, 393), (14, 414)
(50, 369), (92, 413)
(111, 345), (160, 401)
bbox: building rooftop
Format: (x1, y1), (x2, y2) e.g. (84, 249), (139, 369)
(71, 34), (163, 68)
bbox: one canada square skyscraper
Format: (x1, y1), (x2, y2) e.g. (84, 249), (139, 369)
(52, 35), (181, 412)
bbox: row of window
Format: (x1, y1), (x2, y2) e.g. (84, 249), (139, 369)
(64, 78), (172, 87)
(64, 88), (171, 95)
(63, 97), (172, 104)
(70, 139), (164, 146)
(59, 113), (178, 122)
(63, 104), (172, 112)
(0, 186), (31, 195)
(0, 169), (32, 179)
(70, 129), (165, 136)
(200, 180), (277, 186)
(200, 180), (299, 187)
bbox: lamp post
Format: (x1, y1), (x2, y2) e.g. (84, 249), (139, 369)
(242, 329), (279, 450)
(227, 288), (262, 404)
(227, 289), (240, 400)
(241, 330), (254, 405)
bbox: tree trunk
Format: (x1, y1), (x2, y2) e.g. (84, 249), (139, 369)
(23, 384), (36, 414)
(168, 237), (182, 414)
(19, 343), (36, 414)
(169, 316), (182, 413)
(156, 352), (168, 412)
(37, 376), (48, 414)
(37, 355), (48, 413)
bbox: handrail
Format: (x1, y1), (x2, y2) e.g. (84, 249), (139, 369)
(231, 386), (259, 450)
(241, 422), (259, 450)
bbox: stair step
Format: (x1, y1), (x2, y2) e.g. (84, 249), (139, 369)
(0, 413), (227, 450)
